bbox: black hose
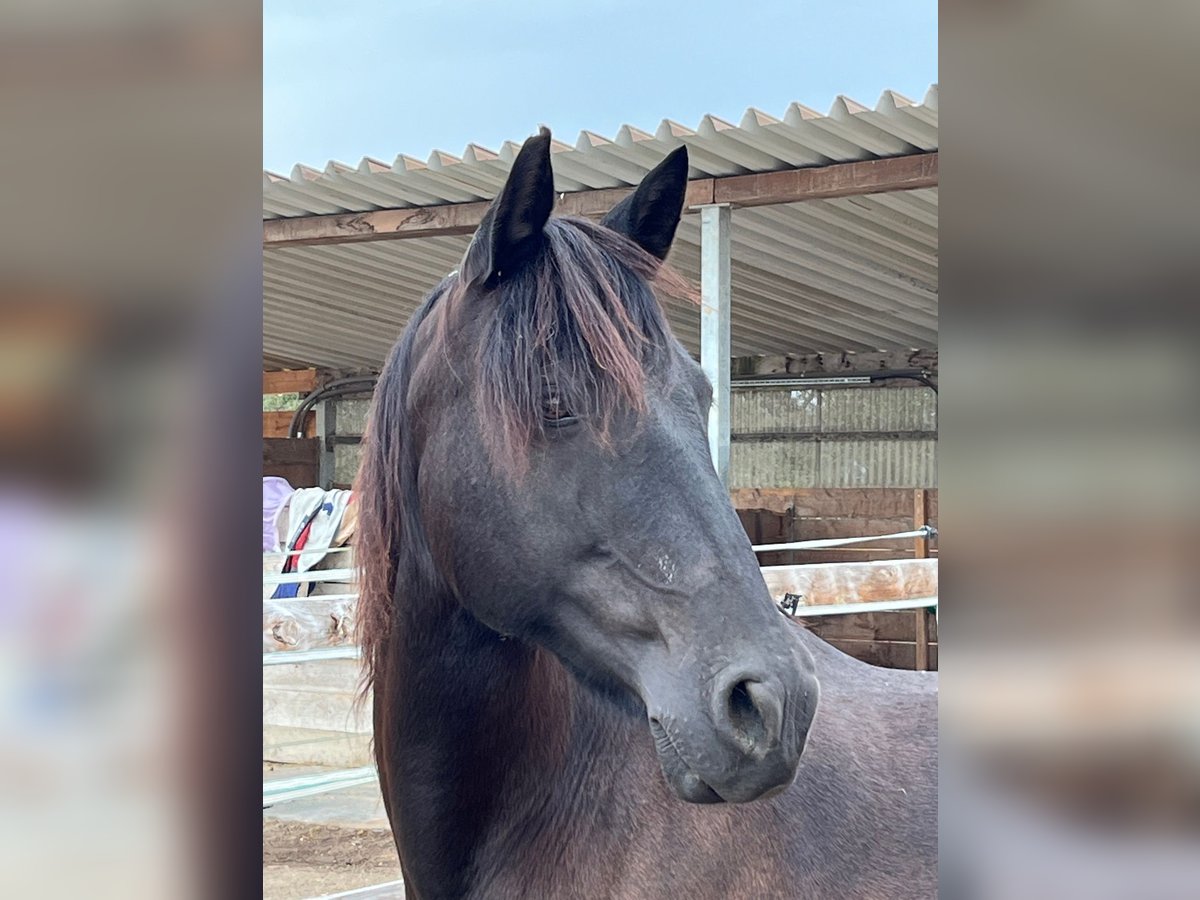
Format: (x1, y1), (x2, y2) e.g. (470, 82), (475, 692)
(869, 372), (938, 394)
(288, 376), (378, 438)
(289, 377), (378, 438)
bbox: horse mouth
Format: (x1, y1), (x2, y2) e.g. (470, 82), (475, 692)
(649, 717), (724, 804)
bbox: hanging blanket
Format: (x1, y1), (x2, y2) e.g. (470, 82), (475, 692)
(271, 488), (353, 599)
(262, 477), (295, 552)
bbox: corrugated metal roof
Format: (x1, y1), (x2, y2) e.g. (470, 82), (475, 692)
(263, 87), (937, 370)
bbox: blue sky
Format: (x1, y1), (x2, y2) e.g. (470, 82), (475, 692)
(264, 1), (937, 173)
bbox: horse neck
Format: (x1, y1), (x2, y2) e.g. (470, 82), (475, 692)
(380, 587), (640, 897)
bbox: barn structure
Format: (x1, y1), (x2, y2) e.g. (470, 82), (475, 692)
(262, 91), (939, 898)
(263, 86), (938, 764)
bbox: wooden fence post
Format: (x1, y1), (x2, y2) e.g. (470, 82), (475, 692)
(913, 489), (931, 671)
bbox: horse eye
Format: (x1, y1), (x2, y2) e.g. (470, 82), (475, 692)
(541, 390), (576, 425)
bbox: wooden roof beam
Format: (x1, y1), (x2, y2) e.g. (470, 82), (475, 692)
(263, 152), (936, 249)
(714, 152), (937, 208)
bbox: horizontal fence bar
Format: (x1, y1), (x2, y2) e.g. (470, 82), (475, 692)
(263, 567), (358, 586)
(310, 879), (407, 899)
(263, 646), (361, 665)
(267, 545), (354, 557)
(265, 733), (365, 752)
(264, 592), (359, 604)
(794, 596), (938, 618)
(263, 766), (377, 806)
(752, 526), (936, 553)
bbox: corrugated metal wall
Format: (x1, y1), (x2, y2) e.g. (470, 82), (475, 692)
(332, 398), (370, 487)
(330, 385), (937, 490)
(730, 385), (936, 488)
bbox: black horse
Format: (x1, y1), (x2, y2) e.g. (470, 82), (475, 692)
(356, 129), (937, 899)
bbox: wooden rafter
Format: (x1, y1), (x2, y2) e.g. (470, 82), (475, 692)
(263, 152), (937, 249)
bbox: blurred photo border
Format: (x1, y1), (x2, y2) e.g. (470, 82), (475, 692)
(0, 2), (1197, 897)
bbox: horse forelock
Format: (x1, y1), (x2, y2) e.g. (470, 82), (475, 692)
(466, 216), (696, 475)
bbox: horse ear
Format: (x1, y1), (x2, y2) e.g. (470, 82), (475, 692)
(460, 127), (555, 288)
(600, 146), (689, 260)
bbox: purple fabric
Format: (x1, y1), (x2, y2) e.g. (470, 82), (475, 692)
(263, 477), (295, 551)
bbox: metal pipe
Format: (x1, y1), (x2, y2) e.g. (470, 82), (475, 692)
(286, 376), (378, 439)
(262, 646), (361, 665)
(262, 567), (357, 586)
(753, 525), (936, 553)
(699, 204), (732, 483)
(263, 766), (377, 806)
(267, 545), (353, 557)
(263, 593), (358, 604)
(789, 596), (938, 617)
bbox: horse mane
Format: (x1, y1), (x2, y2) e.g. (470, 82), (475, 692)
(354, 216), (695, 692)
(352, 277), (455, 698)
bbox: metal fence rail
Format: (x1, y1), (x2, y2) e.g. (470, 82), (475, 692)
(263, 567), (357, 586)
(751, 524), (937, 553)
(264, 551), (369, 803)
(263, 766), (378, 806)
(263, 646), (361, 666)
(792, 596), (937, 618)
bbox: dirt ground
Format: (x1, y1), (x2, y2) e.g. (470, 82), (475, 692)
(263, 819), (403, 899)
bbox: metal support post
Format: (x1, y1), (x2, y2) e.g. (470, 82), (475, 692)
(700, 204), (732, 484)
(315, 398), (336, 490)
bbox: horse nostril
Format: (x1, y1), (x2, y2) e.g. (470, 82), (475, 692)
(723, 678), (783, 756)
(728, 681), (764, 745)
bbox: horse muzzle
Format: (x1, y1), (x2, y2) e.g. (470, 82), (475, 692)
(646, 663), (819, 804)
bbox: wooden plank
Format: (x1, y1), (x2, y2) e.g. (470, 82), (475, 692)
(264, 597), (357, 652)
(263, 179), (716, 248)
(760, 558), (937, 607)
(807, 610), (938, 644)
(769, 516), (913, 543)
(913, 488), (930, 670)
(264, 200), (491, 247)
(731, 488), (937, 519)
(264, 437), (319, 486)
(913, 489), (929, 558)
(263, 155), (934, 248)
(262, 657), (363, 688)
(262, 685), (371, 733)
(713, 152), (938, 208)
(914, 609), (931, 671)
(263, 368), (321, 394)
(264, 437), (318, 465)
(827, 639), (939, 671)
(556, 180), (715, 218)
(264, 410), (314, 438)
(263, 726), (373, 768)
(732, 488), (868, 518)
